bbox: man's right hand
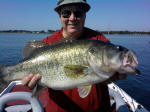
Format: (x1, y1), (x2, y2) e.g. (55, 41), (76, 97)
(21, 74), (42, 89)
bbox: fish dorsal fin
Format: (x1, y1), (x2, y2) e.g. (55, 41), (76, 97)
(64, 65), (88, 79)
(22, 38), (76, 59)
(22, 40), (47, 59)
(78, 85), (92, 98)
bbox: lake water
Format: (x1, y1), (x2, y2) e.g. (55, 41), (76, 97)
(0, 33), (150, 110)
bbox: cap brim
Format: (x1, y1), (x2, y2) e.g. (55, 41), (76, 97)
(54, 2), (90, 12)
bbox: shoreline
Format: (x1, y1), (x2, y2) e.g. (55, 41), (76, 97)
(0, 30), (150, 35)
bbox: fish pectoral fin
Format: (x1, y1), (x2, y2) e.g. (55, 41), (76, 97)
(64, 65), (88, 79)
(32, 84), (45, 97)
(78, 85), (92, 98)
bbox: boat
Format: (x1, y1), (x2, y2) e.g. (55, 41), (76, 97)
(0, 81), (149, 112)
(0, 81), (44, 112)
(108, 83), (149, 112)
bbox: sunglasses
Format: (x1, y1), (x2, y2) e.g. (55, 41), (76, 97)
(60, 9), (85, 18)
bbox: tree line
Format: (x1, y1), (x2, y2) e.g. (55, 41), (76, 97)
(0, 30), (55, 34)
(0, 30), (150, 35)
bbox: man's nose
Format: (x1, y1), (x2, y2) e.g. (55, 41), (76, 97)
(69, 12), (76, 20)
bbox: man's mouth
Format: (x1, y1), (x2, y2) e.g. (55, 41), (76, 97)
(68, 24), (77, 26)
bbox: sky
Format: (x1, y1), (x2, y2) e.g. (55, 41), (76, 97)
(0, 0), (150, 32)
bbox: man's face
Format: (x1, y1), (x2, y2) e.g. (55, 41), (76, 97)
(59, 4), (86, 38)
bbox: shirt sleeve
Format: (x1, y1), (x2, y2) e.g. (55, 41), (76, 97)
(96, 35), (110, 42)
(83, 27), (110, 42)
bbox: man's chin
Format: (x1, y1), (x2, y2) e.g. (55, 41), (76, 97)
(69, 29), (78, 34)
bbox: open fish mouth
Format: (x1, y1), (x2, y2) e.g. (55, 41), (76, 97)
(121, 50), (140, 74)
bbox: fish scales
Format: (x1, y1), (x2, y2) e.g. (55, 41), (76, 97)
(8, 41), (88, 87)
(40, 42), (90, 85)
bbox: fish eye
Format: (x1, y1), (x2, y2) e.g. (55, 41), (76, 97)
(116, 46), (120, 49)
(116, 46), (124, 51)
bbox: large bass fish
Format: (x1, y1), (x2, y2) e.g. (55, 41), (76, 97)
(0, 40), (139, 98)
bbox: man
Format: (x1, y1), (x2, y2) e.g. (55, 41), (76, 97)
(15, 0), (126, 111)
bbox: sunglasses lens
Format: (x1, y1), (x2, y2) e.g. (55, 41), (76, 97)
(61, 10), (71, 18)
(74, 10), (84, 18)
(61, 10), (85, 18)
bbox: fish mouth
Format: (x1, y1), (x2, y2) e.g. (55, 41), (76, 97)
(123, 64), (140, 75)
(121, 50), (140, 74)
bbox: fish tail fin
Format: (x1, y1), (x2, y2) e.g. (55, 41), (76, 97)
(0, 64), (8, 78)
(0, 64), (10, 92)
(0, 64), (6, 76)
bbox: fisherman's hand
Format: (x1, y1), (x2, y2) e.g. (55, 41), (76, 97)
(102, 72), (127, 84)
(21, 74), (42, 89)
